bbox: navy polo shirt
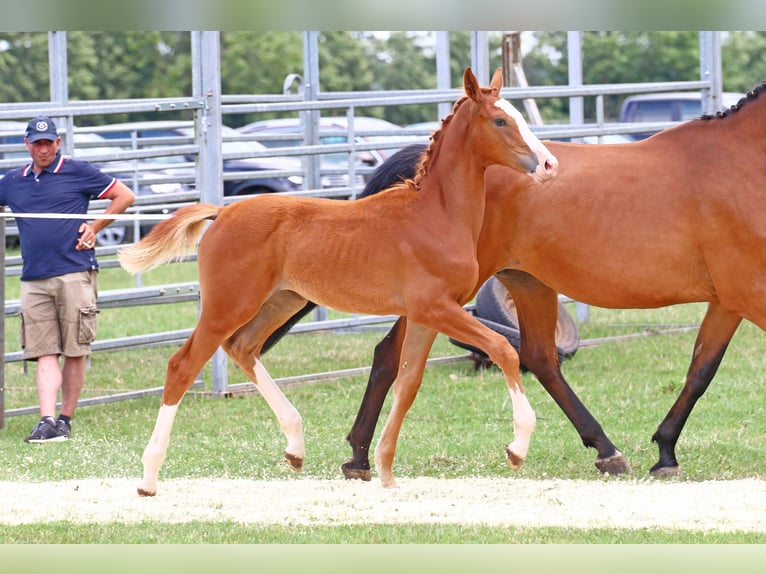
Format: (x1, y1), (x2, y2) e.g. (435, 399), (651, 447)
(0, 153), (117, 281)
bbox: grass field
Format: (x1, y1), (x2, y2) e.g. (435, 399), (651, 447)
(2, 257), (766, 543)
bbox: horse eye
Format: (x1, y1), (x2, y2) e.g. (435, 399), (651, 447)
(493, 118), (507, 127)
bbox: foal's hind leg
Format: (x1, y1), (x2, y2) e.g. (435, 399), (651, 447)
(342, 317), (408, 481)
(650, 302), (741, 476)
(138, 327), (228, 497)
(222, 290), (310, 471)
(374, 323), (438, 488)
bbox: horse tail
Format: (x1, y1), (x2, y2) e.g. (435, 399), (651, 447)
(118, 203), (223, 274)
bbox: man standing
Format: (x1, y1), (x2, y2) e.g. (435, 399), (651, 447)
(0, 116), (135, 443)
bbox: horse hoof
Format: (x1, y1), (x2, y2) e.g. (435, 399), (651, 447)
(380, 477), (399, 489)
(594, 452), (632, 475)
(285, 452), (304, 472)
(506, 447), (525, 470)
(341, 463), (372, 481)
(137, 487), (156, 497)
(650, 464), (681, 477)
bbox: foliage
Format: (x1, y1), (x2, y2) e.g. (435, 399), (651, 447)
(524, 31), (702, 121)
(4, 31), (765, 129)
(721, 31), (766, 93)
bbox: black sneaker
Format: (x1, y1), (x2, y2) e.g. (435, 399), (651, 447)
(24, 418), (68, 443)
(56, 418), (72, 439)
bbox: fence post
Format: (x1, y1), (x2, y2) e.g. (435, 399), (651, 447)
(436, 31), (452, 120)
(1, 215), (5, 428)
(699, 31), (722, 115)
(192, 31), (228, 396)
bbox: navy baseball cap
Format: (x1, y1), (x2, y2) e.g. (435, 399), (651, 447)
(25, 116), (59, 143)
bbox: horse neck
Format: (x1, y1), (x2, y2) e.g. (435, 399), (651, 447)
(414, 117), (488, 239)
(719, 95), (766, 155)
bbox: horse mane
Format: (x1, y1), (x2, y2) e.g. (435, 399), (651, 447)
(407, 87), (499, 190)
(700, 81), (766, 120)
(391, 82), (500, 192)
(399, 95), (468, 191)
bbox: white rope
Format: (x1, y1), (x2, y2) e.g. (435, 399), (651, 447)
(0, 211), (173, 221)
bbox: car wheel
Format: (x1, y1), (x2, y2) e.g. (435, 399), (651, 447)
(95, 226), (127, 247)
(449, 276), (580, 366)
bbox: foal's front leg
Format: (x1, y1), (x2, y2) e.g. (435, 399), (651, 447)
(423, 301), (536, 469)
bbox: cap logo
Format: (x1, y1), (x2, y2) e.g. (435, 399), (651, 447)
(35, 121), (49, 132)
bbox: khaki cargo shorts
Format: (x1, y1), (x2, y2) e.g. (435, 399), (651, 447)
(19, 270), (99, 360)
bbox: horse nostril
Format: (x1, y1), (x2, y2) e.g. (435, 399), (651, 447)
(544, 157), (559, 176)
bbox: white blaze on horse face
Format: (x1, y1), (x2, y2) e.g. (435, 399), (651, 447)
(495, 98), (558, 180)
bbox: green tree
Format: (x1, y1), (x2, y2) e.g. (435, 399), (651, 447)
(722, 31), (766, 93)
(366, 31), (438, 125)
(71, 32), (192, 124)
(0, 32), (50, 103)
(523, 31), (701, 121)
(220, 31), (303, 97)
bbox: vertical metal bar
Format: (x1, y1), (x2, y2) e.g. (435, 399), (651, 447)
(303, 31), (327, 322)
(436, 31), (451, 120)
(567, 31), (584, 127)
(48, 31), (73, 151)
(302, 31), (322, 193)
(470, 31), (490, 85)
(191, 31), (228, 396)
(699, 31), (722, 115)
(0, 209), (4, 428)
(567, 31), (589, 322)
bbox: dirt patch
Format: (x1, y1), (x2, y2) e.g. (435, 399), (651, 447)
(3, 476), (766, 532)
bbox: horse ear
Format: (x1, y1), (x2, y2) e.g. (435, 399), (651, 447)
(463, 67), (481, 102)
(490, 67), (503, 93)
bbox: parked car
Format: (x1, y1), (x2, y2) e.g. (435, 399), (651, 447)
(87, 120), (304, 197)
(618, 91), (745, 140)
(238, 116), (411, 190)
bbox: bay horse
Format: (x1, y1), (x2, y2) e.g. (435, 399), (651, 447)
(326, 83), (766, 481)
(117, 67), (558, 495)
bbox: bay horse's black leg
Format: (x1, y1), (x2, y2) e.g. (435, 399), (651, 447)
(498, 270), (631, 474)
(341, 317), (408, 480)
(261, 301), (317, 354)
(650, 302), (741, 475)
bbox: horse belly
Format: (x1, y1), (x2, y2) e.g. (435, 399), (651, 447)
(530, 257), (715, 309)
(280, 247), (408, 317)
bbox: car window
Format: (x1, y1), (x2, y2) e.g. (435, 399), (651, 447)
(0, 133), (27, 161)
(631, 100), (677, 122)
(679, 100), (702, 120)
(102, 129), (191, 164)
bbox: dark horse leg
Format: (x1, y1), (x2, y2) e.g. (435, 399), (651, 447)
(341, 317), (408, 480)
(261, 301), (317, 354)
(497, 270), (630, 474)
(650, 301), (741, 475)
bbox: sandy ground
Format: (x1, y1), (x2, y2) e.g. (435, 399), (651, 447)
(2, 476), (766, 532)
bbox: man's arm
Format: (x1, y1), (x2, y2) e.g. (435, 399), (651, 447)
(77, 180), (136, 250)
